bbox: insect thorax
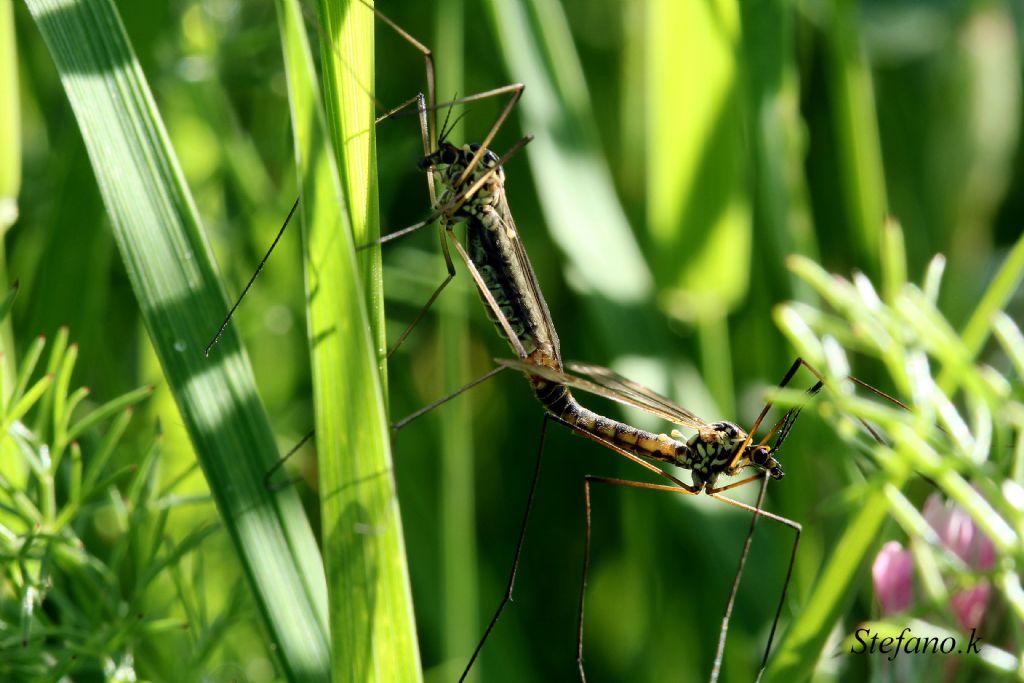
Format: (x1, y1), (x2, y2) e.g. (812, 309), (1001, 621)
(429, 142), (505, 223)
(685, 421), (748, 490)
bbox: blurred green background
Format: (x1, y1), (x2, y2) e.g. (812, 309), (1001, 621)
(9, 0), (1023, 681)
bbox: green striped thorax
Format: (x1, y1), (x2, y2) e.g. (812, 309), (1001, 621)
(419, 142), (504, 222)
(679, 421), (784, 491)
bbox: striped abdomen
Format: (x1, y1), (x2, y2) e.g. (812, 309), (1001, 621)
(531, 377), (693, 467)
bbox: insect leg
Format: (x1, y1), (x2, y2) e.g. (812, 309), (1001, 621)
(458, 413), (552, 682)
(446, 230), (529, 359)
(204, 198), (300, 356)
(551, 410), (798, 681)
(575, 475), (700, 682)
(707, 486), (801, 680)
(263, 428), (315, 492)
(571, 471), (796, 682)
(709, 474), (770, 683)
(390, 365), (509, 432)
(263, 362), (511, 492)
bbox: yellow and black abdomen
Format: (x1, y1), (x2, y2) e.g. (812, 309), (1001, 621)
(531, 377), (692, 468)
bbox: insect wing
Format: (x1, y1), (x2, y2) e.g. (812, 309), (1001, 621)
(494, 197), (562, 356)
(494, 358), (709, 430)
(564, 361), (713, 431)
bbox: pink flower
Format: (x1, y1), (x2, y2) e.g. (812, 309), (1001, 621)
(950, 585), (991, 631)
(872, 540), (914, 615)
(923, 495), (995, 570)
(871, 493), (996, 631)
(923, 493), (995, 631)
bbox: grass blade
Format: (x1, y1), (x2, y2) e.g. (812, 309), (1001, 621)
(277, 0), (422, 679)
(23, 1), (329, 679)
(822, 0), (887, 273)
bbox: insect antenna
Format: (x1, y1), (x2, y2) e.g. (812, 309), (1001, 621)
(436, 92), (459, 146)
(769, 380), (824, 452)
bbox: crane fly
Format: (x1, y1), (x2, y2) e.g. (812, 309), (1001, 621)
(204, 4), (862, 681)
(399, 110), (826, 682)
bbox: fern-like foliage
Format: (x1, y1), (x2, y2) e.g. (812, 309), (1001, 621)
(0, 298), (231, 680)
(764, 224), (1024, 681)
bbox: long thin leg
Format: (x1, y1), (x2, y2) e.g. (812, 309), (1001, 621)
(710, 475), (768, 683)
(447, 230), (528, 359)
(205, 198), (301, 356)
(548, 413), (801, 681)
(391, 365), (508, 432)
(458, 414), (551, 683)
(382, 200), (457, 359)
(205, 94), (431, 357)
(573, 472), (800, 683)
(265, 364), (510, 492)
(708, 482), (802, 680)
(575, 474), (701, 682)
(365, 1), (437, 149)
(263, 428), (316, 492)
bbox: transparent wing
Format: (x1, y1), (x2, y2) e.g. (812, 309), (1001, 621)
(495, 358), (711, 431)
(565, 361), (713, 430)
(493, 196), (557, 345)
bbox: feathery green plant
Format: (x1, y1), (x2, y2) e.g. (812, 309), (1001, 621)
(0, 315), (222, 680)
(764, 223), (1024, 681)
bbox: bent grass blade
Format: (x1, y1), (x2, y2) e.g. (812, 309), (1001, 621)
(277, 0), (422, 680)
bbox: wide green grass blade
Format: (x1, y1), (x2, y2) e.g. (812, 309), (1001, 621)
(822, 0), (887, 273)
(647, 0), (750, 316)
(276, 0), (422, 679)
(23, 1), (329, 680)
(0, 0), (18, 228)
(315, 0), (385, 355)
(0, 0), (18, 386)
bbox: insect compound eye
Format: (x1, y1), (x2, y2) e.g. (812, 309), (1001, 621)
(417, 151), (437, 170)
(441, 146), (458, 165)
(750, 446), (770, 466)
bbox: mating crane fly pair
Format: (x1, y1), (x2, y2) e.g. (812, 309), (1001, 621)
(206, 5), (881, 681)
